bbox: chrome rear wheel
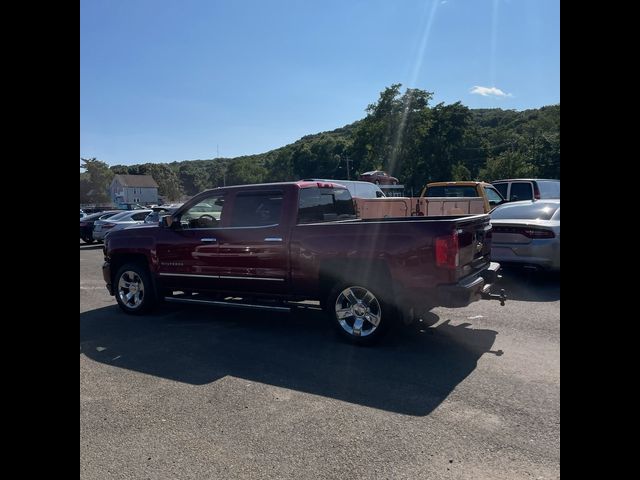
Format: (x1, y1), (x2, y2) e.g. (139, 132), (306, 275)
(333, 285), (383, 340)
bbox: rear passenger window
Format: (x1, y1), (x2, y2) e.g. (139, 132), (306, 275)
(131, 212), (149, 221)
(297, 188), (356, 224)
(510, 182), (533, 201)
(230, 191), (283, 227)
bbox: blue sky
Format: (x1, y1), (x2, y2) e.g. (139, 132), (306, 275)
(80, 0), (559, 166)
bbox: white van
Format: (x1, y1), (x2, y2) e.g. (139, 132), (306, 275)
(492, 179), (560, 202)
(303, 179), (386, 199)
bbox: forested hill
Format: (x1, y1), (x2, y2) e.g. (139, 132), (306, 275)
(82, 85), (559, 202)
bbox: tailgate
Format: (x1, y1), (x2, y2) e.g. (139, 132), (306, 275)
(453, 215), (492, 279)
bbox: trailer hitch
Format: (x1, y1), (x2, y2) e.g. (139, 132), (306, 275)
(482, 288), (506, 306)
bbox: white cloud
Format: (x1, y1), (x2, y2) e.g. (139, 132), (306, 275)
(470, 86), (513, 98)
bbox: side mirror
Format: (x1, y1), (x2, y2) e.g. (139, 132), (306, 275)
(376, 191), (384, 198)
(160, 215), (174, 228)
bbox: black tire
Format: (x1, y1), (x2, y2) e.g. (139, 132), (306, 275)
(82, 236), (95, 244)
(326, 282), (393, 345)
(114, 263), (157, 314)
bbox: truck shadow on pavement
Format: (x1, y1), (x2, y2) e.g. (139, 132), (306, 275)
(497, 269), (560, 302)
(80, 305), (499, 416)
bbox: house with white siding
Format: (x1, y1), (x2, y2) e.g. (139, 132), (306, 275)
(110, 174), (159, 206)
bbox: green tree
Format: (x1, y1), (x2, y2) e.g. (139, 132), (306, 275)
(93, 92), (559, 194)
(416, 102), (472, 186)
(451, 163), (472, 181)
(80, 157), (114, 203)
(207, 159), (230, 187)
(226, 157), (267, 185)
(136, 163), (183, 201)
(178, 164), (211, 196)
(80, 172), (92, 203)
(109, 165), (130, 175)
(350, 84), (433, 189)
(265, 149), (295, 181)
(479, 150), (538, 181)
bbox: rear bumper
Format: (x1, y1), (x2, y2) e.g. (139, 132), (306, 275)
(436, 262), (502, 308)
(491, 242), (560, 271)
(93, 229), (108, 241)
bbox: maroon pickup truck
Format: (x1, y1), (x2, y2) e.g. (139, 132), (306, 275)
(102, 181), (505, 344)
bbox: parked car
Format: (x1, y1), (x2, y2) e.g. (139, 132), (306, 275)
(102, 181), (506, 345)
(115, 203), (148, 211)
(489, 200), (560, 271)
(303, 179), (386, 199)
(144, 206), (180, 224)
(358, 170), (399, 185)
(491, 179), (560, 202)
(81, 206), (115, 215)
(93, 209), (153, 242)
(80, 210), (123, 244)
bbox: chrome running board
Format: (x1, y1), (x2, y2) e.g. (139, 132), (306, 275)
(164, 296), (291, 312)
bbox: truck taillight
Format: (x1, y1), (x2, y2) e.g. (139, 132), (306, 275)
(435, 231), (459, 269)
(533, 184), (541, 199)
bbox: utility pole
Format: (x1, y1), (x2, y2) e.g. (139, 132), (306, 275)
(345, 157), (352, 180)
(216, 144), (226, 186)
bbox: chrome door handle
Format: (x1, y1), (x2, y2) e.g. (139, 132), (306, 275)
(264, 237), (283, 242)
(200, 238), (217, 243)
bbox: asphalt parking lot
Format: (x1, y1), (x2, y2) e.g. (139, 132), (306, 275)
(80, 242), (559, 479)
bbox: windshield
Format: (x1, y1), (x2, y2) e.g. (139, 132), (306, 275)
(426, 186), (478, 197)
(106, 211), (132, 221)
(538, 181), (561, 198)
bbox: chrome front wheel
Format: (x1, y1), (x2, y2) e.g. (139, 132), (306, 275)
(117, 270), (145, 309)
(114, 263), (156, 314)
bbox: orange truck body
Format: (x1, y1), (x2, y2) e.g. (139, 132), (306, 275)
(354, 181), (504, 219)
